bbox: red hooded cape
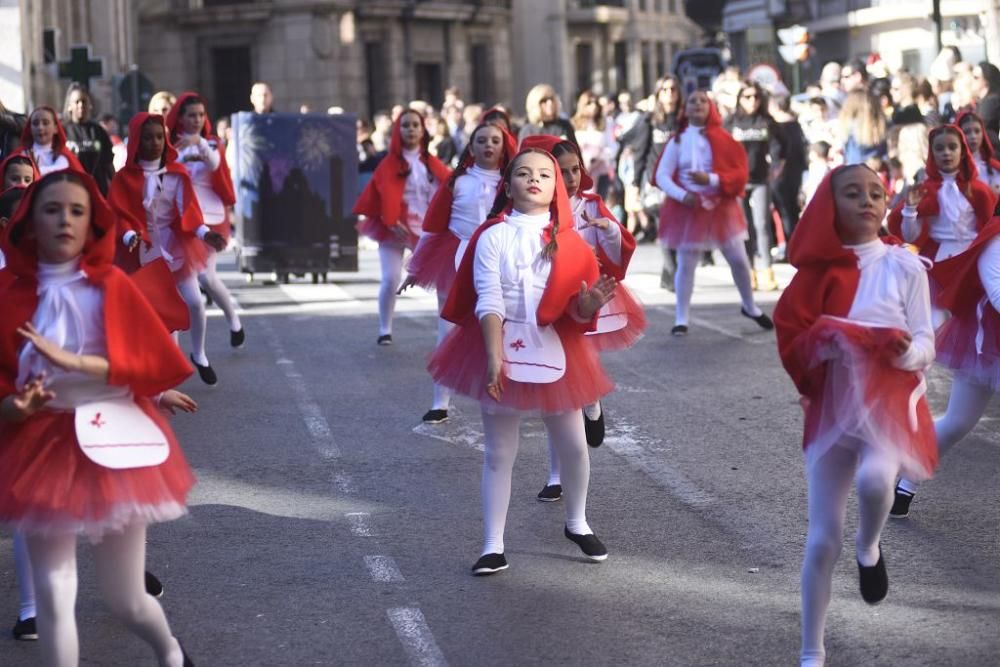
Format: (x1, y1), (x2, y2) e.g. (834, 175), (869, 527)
(0, 169), (192, 400)
(15, 106), (84, 173)
(106, 113), (206, 274)
(887, 125), (997, 257)
(956, 110), (1000, 176)
(649, 98), (749, 197)
(352, 109), (452, 231)
(1, 153), (42, 184)
(422, 123), (517, 234)
(441, 147), (600, 328)
(164, 92), (237, 209)
(480, 106), (515, 135)
(520, 134), (636, 280)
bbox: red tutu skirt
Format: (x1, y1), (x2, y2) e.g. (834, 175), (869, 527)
(799, 316), (937, 481)
(0, 398), (195, 539)
(407, 231), (459, 293)
(936, 302), (1000, 391)
(356, 217), (418, 249)
(428, 318), (613, 415)
(658, 195), (748, 250)
(586, 284), (646, 352)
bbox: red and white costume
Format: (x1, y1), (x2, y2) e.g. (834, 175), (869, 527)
(957, 110), (1000, 194)
(13, 107), (84, 177)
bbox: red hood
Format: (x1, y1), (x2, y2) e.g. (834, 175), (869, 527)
(20, 106), (70, 154)
(124, 112), (179, 169)
(956, 110), (1000, 168)
(788, 166), (860, 268)
(164, 92), (215, 141)
(924, 124), (978, 185)
(0, 153), (41, 183)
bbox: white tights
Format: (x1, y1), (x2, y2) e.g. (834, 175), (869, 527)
(545, 404), (601, 486)
(198, 251), (242, 333)
(673, 238), (760, 326)
(898, 377), (995, 494)
(175, 271), (208, 366)
(25, 524), (184, 667)
(14, 531), (36, 621)
(378, 243), (405, 336)
(800, 440), (899, 666)
(481, 410), (592, 555)
(432, 290), (452, 410)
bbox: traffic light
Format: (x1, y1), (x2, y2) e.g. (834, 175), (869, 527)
(777, 25), (812, 64)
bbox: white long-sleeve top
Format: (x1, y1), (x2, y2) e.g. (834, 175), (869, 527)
(474, 210), (553, 324)
(449, 165), (501, 240)
(30, 143), (70, 176)
(15, 259), (128, 410)
(973, 157), (1000, 193)
(570, 195), (622, 266)
(977, 236), (1000, 312)
(176, 134), (225, 225)
(901, 172), (978, 261)
(843, 240), (935, 371)
(654, 126), (721, 202)
(401, 148), (437, 235)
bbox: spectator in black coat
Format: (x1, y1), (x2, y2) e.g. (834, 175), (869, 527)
(973, 62), (1000, 156)
(61, 83), (115, 195)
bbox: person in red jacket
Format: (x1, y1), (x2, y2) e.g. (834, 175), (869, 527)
(652, 90), (772, 336)
(0, 169), (196, 666)
(774, 165), (937, 667)
(428, 147), (617, 575)
(13, 106), (84, 177)
(352, 108), (451, 345)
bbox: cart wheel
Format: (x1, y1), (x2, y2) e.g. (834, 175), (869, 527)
(311, 273), (319, 284)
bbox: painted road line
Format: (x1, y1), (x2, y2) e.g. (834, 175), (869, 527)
(346, 512), (374, 537)
(387, 607), (449, 667)
(412, 421), (485, 452)
(364, 555), (405, 583)
(334, 471), (358, 495)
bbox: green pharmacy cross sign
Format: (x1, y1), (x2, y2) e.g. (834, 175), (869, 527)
(58, 45), (104, 85)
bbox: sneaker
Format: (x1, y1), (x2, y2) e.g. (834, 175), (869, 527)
(145, 570), (164, 598)
(671, 324), (688, 336)
(189, 355), (217, 386)
(472, 553), (508, 576)
(740, 308), (774, 331)
(564, 527), (608, 562)
(12, 616), (37, 641)
(537, 484), (562, 502)
(230, 328), (245, 348)
(377, 334), (393, 346)
(583, 405), (605, 448)
(422, 409), (449, 424)
(889, 486), (914, 518)
(858, 547), (888, 604)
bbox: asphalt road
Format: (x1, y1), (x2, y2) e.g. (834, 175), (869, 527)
(1, 244), (997, 666)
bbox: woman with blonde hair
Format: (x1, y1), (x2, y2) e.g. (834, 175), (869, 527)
(571, 90), (615, 195)
(148, 91), (176, 117)
(517, 84), (576, 145)
(838, 89), (886, 166)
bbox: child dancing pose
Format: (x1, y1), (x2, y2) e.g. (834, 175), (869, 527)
(16, 107), (84, 176)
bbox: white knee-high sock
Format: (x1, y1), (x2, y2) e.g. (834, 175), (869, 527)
(854, 444), (899, 566)
(198, 251), (242, 332)
(92, 524), (183, 667)
(801, 444), (855, 665)
(378, 244), (405, 336)
(13, 532), (36, 621)
(432, 290), (452, 410)
(898, 377), (995, 494)
(176, 272), (208, 366)
(480, 412), (522, 555)
(719, 237), (762, 316)
(544, 411), (592, 535)
(25, 533), (80, 667)
(674, 249), (700, 326)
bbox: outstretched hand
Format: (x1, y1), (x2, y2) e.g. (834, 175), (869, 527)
(160, 389), (198, 415)
(204, 230), (227, 252)
(10, 374), (55, 419)
(580, 210), (611, 231)
(905, 183), (926, 208)
(397, 274), (419, 295)
(17, 323), (81, 372)
(577, 275), (617, 320)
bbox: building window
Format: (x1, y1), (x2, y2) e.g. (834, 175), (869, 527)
(211, 46), (252, 118)
(43, 29), (57, 64)
(365, 41), (389, 116)
(470, 43), (494, 104)
(641, 42), (653, 95)
(415, 62), (444, 109)
(613, 41), (627, 93)
(576, 42), (594, 97)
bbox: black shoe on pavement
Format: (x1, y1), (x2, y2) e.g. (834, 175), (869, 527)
(537, 484), (562, 502)
(422, 409), (449, 424)
(741, 308), (774, 330)
(230, 328), (245, 348)
(12, 616), (37, 641)
(145, 570), (164, 598)
(584, 406), (605, 448)
(671, 325), (688, 336)
(377, 334), (393, 346)
(472, 553), (508, 576)
(189, 355), (217, 386)
(564, 527), (608, 562)
(889, 486), (914, 518)
(858, 547), (889, 604)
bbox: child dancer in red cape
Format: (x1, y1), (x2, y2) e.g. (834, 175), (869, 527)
(3, 153), (40, 190)
(428, 147), (617, 575)
(774, 165), (937, 667)
(353, 108), (451, 345)
(165, 92), (245, 349)
(652, 90), (772, 336)
(0, 169), (196, 666)
(108, 112), (226, 385)
(13, 107), (84, 177)
(401, 121), (516, 423)
(956, 110), (1000, 197)
(521, 134), (646, 499)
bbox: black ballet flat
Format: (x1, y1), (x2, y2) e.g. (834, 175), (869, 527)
(189, 355), (218, 386)
(858, 546), (889, 604)
(230, 328), (245, 348)
(741, 308), (774, 331)
(671, 325), (688, 336)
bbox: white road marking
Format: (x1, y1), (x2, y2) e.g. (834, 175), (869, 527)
(365, 555), (405, 582)
(412, 422), (485, 452)
(333, 471), (358, 495)
(387, 607), (449, 667)
(346, 512), (374, 537)
(689, 315), (771, 345)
